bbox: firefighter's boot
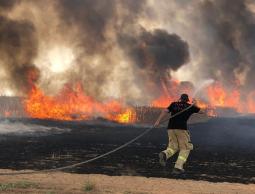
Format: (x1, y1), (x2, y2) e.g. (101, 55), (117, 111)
(159, 152), (167, 167)
(174, 150), (190, 171)
(172, 167), (185, 175)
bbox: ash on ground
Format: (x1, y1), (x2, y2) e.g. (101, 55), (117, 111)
(0, 117), (255, 184)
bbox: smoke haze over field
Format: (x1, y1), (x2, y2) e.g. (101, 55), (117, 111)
(155, 0), (255, 90)
(0, 0), (254, 106)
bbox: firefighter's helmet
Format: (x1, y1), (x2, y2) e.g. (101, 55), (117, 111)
(180, 93), (189, 102)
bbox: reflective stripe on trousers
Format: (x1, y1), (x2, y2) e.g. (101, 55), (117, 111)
(174, 150), (190, 170)
(164, 147), (177, 159)
(161, 129), (193, 170)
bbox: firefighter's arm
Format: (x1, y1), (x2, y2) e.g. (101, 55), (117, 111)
(153, 109), (169, 127)
(192, 99), (206, 114)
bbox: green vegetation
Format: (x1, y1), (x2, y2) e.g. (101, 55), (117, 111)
(83, 181), (95, 192)
(0, 181), (39, 191)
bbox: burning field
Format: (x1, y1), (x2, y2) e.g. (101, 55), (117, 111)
(0, 0), (255, 193)
(0, 0), (255, 121)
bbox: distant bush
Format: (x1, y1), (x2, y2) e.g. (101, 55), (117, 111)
(83, 181), (95, 192)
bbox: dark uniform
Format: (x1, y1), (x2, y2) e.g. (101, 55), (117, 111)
(161, 100), (200, 171)
(167, 101), (200, 129)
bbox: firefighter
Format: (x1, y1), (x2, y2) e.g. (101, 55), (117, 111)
(154, 93), (201, 175)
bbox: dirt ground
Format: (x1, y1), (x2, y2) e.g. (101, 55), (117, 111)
(0, 169), (254, 194)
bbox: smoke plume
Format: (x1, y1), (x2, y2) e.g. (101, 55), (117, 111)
(0, 3), (38, 94)
(150, 0), (255, 106)
(0, 0), (254, 108)
(198, 0), (255, 89)
(0, 0), (18, 10)
(118, 28), (189, 97)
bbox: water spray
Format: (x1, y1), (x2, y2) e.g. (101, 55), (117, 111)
(192, 79), (215, 100)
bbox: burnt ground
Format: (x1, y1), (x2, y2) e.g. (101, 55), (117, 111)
(0, 117), (255, 184)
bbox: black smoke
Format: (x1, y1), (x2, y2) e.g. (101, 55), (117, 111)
(123, 29), (189, 71)
(198, 0), (255, 90)
(55, 0), (174, 101)
(0, 0), (191, 103)
(0, 0), (19, 10)
(56, 0), (117, 54)
(54, 0), (118, 99)
(0, 15), (38, 93)
(118, 28), (190, 97)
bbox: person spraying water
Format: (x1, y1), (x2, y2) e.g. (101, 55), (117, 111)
(154, 94), (200, 175)
(154, 79), (214, 175)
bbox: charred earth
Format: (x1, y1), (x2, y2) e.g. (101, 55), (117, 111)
(0, 117), (254, 184)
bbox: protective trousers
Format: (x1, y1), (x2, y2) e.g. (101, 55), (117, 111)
(162, 129), (193, 170)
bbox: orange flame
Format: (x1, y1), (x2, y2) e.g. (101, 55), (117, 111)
(24, 83), (136, 123)
(115, 108), (136, 123)
(4, 111), (11, 117)
(151, 96), (174, 108)
(23, 74), (255, 123)
(151, 81), (255, 116)
(206, 82), (240, 109)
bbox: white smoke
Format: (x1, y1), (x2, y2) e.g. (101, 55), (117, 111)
(0, 120), (70, 136)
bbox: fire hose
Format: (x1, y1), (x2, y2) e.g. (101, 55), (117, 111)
(0, 103), (196, 175)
